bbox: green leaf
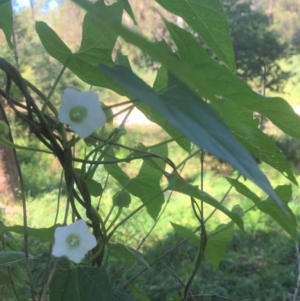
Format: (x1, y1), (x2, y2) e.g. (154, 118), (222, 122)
(205, 223), (234, 269)
(211, 100), (297, 185)
(110, 243), (150, 269)
(35, 21), (119, 91)
(134, 101), (191, 152)
(0, 1), (13, 49)
(72, 1), (287, 212)
(226, 177), (261, 204)
(74, 168), (103, 196)
(258, 185), (297, 240)
(35, 21), (72, 58)
(129, 284), (151, 301)
(0, 251), (34, 266)
(153, 66), (168, 92)
(104, 148), (131, 183)
(168, 172), (244, 231)
(124, 0), (138, 26)
(137, 64), (190, 152)
(87, 179), (103, 197)
(170, 222), (200, 247)
(78, 1), (123, 65)
(74, 0), (300, 149)
(50, 267), (113, 301)
(115, 50), (132, 69)
(0, 224), (59, 242)
(113, 190), (131, 208)
(164, 20), (300, 146)
(105, 144), (166, 220)
(110, 243), (135, 266)
(127, 144), (167, 219)
(156, 0), (236, 71)
(99, 63), (283, 216)
(227, 178), (297, 239)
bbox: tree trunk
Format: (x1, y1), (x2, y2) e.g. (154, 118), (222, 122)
(0, 100), (21, 205)
(268, 0), (274, 24)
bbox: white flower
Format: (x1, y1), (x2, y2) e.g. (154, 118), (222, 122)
(58, 88), (106, 139)
(52, 219), (97, 263)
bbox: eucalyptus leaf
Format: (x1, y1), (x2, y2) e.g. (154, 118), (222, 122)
(50, 267), (113, 301)
(98, 63), (283, 217)
(134, 101), (191, 152)
(156, 0), (236, 71)
(75, 0), (290, 222)
(136, 65), (190, 152)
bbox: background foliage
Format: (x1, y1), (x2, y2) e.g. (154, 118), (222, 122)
(0, 0), (300, 301)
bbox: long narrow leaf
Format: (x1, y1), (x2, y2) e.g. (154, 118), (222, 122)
(98, 63), (285, 214)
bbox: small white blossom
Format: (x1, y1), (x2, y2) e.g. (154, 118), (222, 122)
(58, 88), (106, 139)
(52, 219), (97, 263)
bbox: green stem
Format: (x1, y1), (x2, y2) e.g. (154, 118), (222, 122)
(103, 205), (115, 226)
(87, 189), (167, 264)
(0, 136), (53, 154)
(177, 149), (201, 169)
(106, 207), (122, 233)
(108, 188), (167, 237)
(42, 54), (72, 114)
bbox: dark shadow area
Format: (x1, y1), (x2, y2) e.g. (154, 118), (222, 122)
(119, 229), (297, 301)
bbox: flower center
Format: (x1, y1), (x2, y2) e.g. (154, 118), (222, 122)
(69, 106), (88, 123)
(66, 233), (81, 248)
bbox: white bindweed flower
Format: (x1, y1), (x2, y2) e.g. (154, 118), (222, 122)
(58, 88), (106, 139)
(52, 219), (97, 263)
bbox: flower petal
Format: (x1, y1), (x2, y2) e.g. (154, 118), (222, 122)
(81, 234), (97, 251)
(52, 219), (97, 263)
(52, 242), (68, 257)
(63, 88), (82, 106)
(67, 248), (86, 264)
(58, 88), (107, 139)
